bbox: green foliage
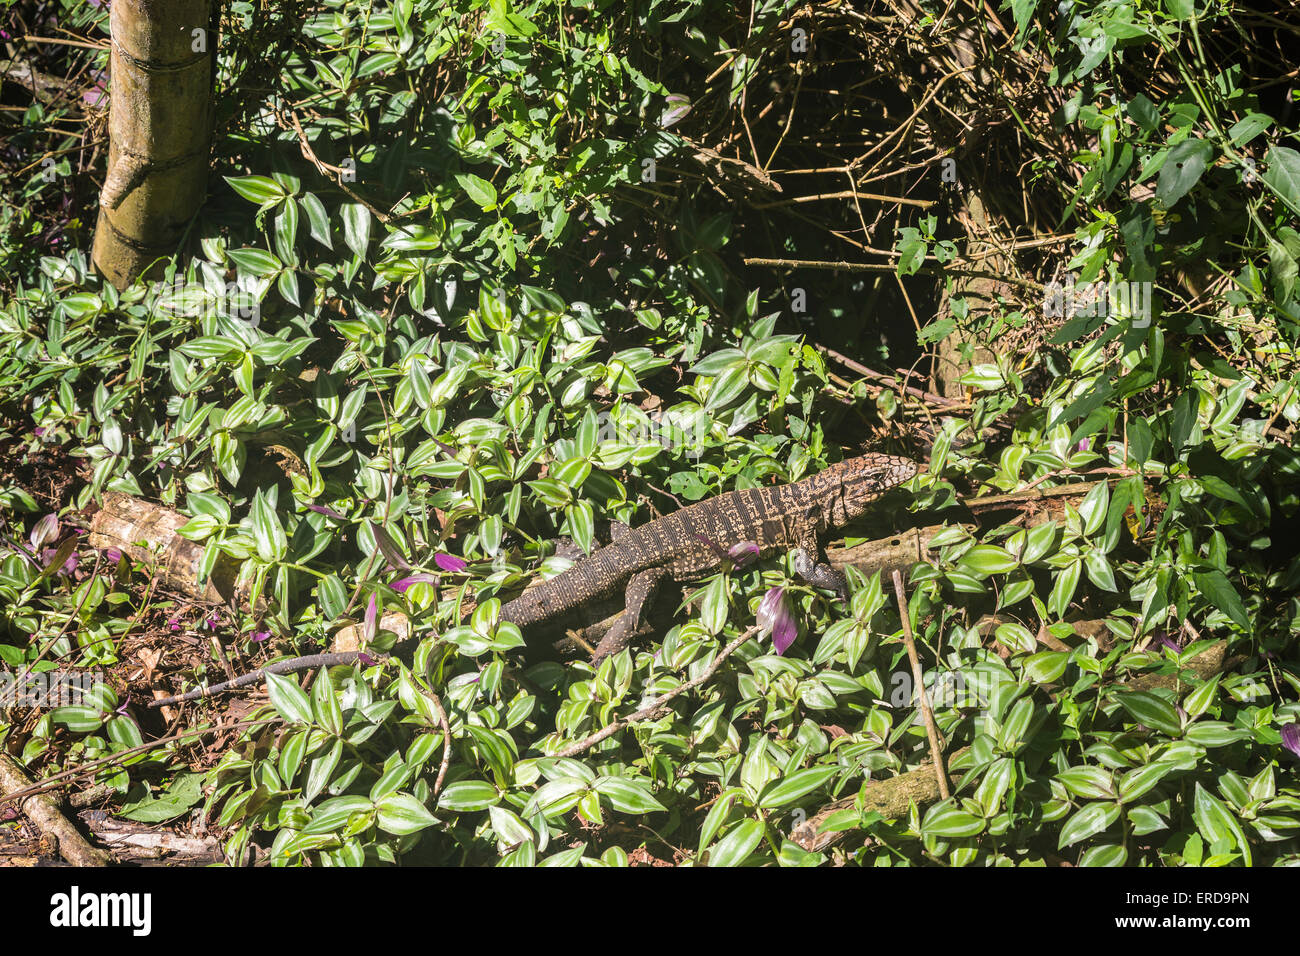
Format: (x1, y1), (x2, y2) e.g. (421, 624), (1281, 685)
(0, 0), (1298, 867)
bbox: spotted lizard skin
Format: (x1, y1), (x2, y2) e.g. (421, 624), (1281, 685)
(501, 453), (920, 660)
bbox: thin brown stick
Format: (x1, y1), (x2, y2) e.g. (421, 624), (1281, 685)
(18, 34), (109, 50)
(0, 718), (276, 808)
(553, 626), (759, 758)
(278, 108), (393, 224)
(743, 257), (1045, 293)
(818, 345), (965, 407)
(750, 190), (935, 209)
(147, 652), (373, 708)
(891, 570), (950, 800)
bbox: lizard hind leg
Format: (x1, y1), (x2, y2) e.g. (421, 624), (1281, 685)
(590, 568), (665, 664)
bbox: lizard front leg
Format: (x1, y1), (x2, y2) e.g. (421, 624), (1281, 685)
(793, 530), (848, 600)
(590, 568), (665, 663)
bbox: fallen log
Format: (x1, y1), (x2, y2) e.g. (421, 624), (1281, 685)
(86, 491), (249, 606)
(0, 754), (110, 866)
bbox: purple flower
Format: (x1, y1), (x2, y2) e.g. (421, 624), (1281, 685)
(1075, 438), (1091, 453)
(105, 547), (123, 565)
(434, 552), (467, 573)
(251, 630), (271, 643)
(371, 523), (411, 570)
(1282, 723), (1300, 759)
(30, 513), (59, 550)
(168, 618), (181, 632)
(392, 573), (437, 593)
(203, 614), (220, 630)
(358, 652), (378, 667)
(34, 427), (46, 438)
(757, 587), (797, 656)
(728, 542), (760, 568)
(693, 534), (759, 568)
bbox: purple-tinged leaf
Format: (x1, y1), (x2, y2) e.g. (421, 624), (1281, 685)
(434, 552), (467, 573)
(306, 503), (347, 521)
(660, 93), (692, 128)
(34, 538), (76, 582)
(41, 546), (78, 577)
(1282, 723), (1300, 759)
(370, 521), (411, 570)
(393, 573), (438, 594)
(364, 593), (378, 643)
(31, 513), (59, 549)
(83, 70), (107, 107)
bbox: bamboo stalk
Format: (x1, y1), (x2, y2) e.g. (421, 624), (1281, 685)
(91, 0), (213, 289)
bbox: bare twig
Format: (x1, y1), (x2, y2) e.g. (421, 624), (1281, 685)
(750, 190), (935, 210)
(553, 626), (759, 758)
(744, 256), (1045, 293)
(416, 683), (453, 798)
(147, 652), (374, 708)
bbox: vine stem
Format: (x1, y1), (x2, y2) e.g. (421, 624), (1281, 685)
(892, 570), (950, 801)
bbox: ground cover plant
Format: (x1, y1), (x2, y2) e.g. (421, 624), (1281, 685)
(0, 0), (1298, 866)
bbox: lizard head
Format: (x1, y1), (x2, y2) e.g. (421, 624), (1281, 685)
(816, 454), (921, 526)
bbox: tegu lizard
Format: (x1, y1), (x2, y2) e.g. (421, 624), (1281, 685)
(147, 453), (918, 707)
(501, 453), (920, 661)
